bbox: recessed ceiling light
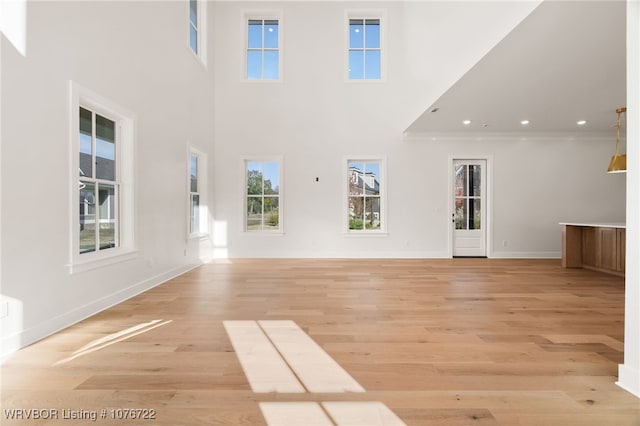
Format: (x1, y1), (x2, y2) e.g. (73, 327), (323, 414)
(462, 120), (472, 125)
(520, 120), (530, 125)
(577, 120), (587, 125)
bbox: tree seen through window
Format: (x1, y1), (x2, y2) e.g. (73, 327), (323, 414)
(246, 161), (280, 231)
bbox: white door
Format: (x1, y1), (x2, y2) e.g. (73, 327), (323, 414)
(452, 159), (487, 257)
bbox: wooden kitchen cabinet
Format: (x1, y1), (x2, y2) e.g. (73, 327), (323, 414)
(561, 223), (625, 277)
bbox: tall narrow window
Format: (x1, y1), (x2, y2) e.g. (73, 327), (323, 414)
(188, 148), (208, 237)
(188, 0), (207, 64)
(189, 0), (199, 54)
(348, 18), (381, 80)
(71, 82), (135, 273)
(347, 160), (384, 232)
(190, 154), (200, 234)
(245, 160), (281, 231)
(79, 107), (118, 253)
(246, 19), (280, 80)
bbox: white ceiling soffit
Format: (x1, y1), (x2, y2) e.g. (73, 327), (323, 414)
(404, 0), (626, 139)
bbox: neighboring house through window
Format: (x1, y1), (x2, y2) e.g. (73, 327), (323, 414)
(244, 159), (282, 232)
(79, 107), (118, 253)
(246, 17), (280, 80)
(346, 159), (385, 232)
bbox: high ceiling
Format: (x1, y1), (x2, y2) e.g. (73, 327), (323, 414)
(404, 0), (626, 137)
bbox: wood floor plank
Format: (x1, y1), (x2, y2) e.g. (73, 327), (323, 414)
(258, 320), (365, 393)
(1, 259), (638, 425)
(322, 401), (408, 425)
(223, 321), (306, 393)
(259, 402), (333, 426)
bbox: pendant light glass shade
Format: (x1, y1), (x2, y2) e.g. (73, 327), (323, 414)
(607, 107), (627, 173)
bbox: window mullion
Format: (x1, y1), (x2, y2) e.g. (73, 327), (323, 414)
(115, 124), (119, 182)
(261, 162), (265, 230)
(468, 166), (472, 230)
(91, 112), (99, 251)
(261, 21), (266, 79)
(363, 25), (367, 79)
(114, 184), (119, 248)
(94, 181), (100, 252)
(94, 177), (120, 186)
(91, 111), (96, 179)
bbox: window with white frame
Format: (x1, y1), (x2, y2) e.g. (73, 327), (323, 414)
(347, 159), (384, 232)
(71, 82), (135, 272)
(189, 148), (208, 236)
(188, 0), (207, 63)
(348, 18), (381, 80)
(245, 159), (281, 231)
(79, 107), (119, 253)
(189, 0), (199, 54)
(246, 18), (280, 80)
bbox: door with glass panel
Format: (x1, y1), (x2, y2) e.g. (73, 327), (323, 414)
(453, 159), (487, 257)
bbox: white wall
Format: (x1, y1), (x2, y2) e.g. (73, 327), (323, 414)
(211, 1), (626, 258)
(618, 0), (640, 398)
(1, 1), (215, 356)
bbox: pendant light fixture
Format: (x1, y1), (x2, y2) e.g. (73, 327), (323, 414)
(607, 107), (627, 173)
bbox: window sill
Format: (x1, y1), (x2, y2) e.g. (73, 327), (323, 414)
(344, 231), (388, 237)
(345, 78), (386, 84)
(68, 249), (139, 274)
(188, 47), (208, 70)
(243, 78), (283, 84)
(189, 233), (210, 240)
(242, 231), (285, 236)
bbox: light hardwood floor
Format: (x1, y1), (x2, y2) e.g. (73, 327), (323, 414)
(2, 259), (639, 425)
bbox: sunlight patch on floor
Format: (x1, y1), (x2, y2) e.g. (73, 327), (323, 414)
(53, 319), (172, 365)
(226, 320), (407, 425)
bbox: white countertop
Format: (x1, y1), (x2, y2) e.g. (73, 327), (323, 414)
(560, 222), (626, 229)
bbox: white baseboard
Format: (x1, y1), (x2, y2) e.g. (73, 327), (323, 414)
(1, 262), (202, 361)
(228, 250), (562, 260)
(490, 251), (561, 259)
(230, 250), (452, 259)
(617, 364), (640, 398)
